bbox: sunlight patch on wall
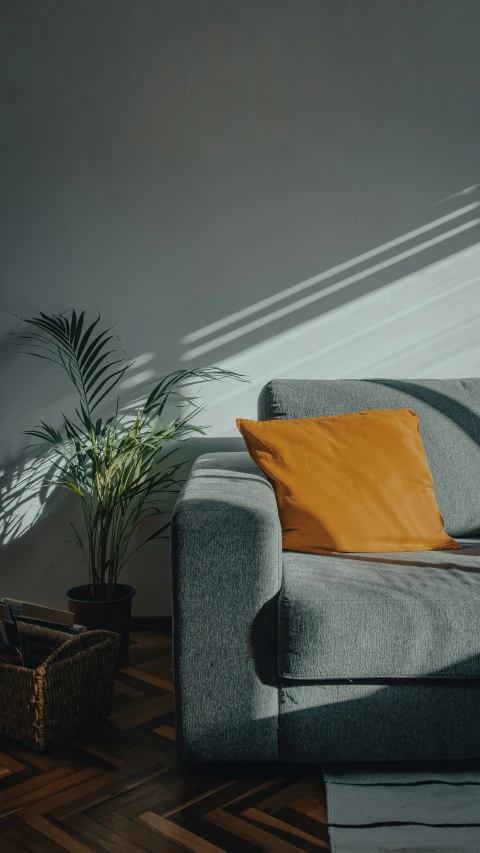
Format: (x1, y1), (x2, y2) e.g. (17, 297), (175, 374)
(119, 369), (156, 390)
(438, 184), (480, 204)
(197, 241), (480, 437)
(127, 352), (156, 368)
(181, 202), (480, 354)
(0, 453), (57, 544)
(182, 218), (480, 361)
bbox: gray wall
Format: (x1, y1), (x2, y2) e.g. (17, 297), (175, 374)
(1, 1), (479, 614)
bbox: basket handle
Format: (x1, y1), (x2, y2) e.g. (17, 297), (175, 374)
(38, 630), (120, 669)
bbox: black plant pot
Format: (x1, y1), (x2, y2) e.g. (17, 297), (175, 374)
(65, 584), (136, 656)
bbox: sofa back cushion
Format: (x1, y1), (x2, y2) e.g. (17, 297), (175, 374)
(258, 379), (480, 537)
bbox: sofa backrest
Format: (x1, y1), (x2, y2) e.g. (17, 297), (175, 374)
(258, 378), (480, 538)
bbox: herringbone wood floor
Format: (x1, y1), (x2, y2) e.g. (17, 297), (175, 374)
(0, 631), (330, 852)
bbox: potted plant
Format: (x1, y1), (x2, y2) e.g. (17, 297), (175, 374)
(19, 310), (241, 654)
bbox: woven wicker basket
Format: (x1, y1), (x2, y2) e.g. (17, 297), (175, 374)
(0, 622), (120, 750)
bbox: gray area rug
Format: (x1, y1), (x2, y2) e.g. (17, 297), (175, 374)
(324, 762), (480, 852)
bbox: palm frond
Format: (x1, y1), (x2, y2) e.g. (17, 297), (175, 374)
(19, 309), (245, 598)
(18, 311), (129, 416)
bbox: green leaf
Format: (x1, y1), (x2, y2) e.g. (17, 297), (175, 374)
(63, 482), (84, 497)
(38, 313), (67, 335)
(73, 310), (85, 349)
(85, 358), (127, 395)
(83, 350), (122, 385)
(23, 352), (58, 364)
(79, 329), (115, 370)
(70, 521), (84, 549)
(61, 314), (70, 337)
(76, 314), (101, 360)
(88, 365), (129, 410)
(145, 521), (171, 541)
(69, 309), (77, 345)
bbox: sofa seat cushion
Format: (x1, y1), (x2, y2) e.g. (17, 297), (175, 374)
(278, 543), (480, 679)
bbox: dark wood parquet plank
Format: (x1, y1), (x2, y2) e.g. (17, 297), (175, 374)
(0, 632), (330, 852)
(0, 830), (29, 853)
(63, 813), (150, 853)
(21, 813), (97, 853)
(176, 779), (284, 823)
(275, 809), (330, 847)
(109, 694), (175, 730)
(153, 724), (176, 742)
(242, 809), (329, 850)
(87, 768), (186, 819)
(139, 810), (243, 853)
(51, 766), (168, 822)
(162, 809), (289, 853)
(100, 812), (184, 853)
(252, 781), (321, 816)
(206, 808), (310, 853)
(0, 752), (25, 775)
(0, 768), (103, 818)
(121, 665), (174, 691)
(0, 812), (68, 853)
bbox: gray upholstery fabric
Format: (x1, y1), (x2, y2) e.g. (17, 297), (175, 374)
(279, 546), (480, 679)
(278, 681), (480, 762)
(171, 452), (281, 762)
(171, 378), (480, 763)
(258, 378), (480, 537)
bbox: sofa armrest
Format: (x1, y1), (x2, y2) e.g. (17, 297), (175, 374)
(171, 452), (282, 762)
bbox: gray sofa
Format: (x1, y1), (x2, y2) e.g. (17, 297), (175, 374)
(171, 378), (480, 763)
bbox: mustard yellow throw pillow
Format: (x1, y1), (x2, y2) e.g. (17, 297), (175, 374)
(237, 409), (460, 554)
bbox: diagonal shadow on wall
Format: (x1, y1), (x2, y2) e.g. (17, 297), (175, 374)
(179, 194), (480, 365)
